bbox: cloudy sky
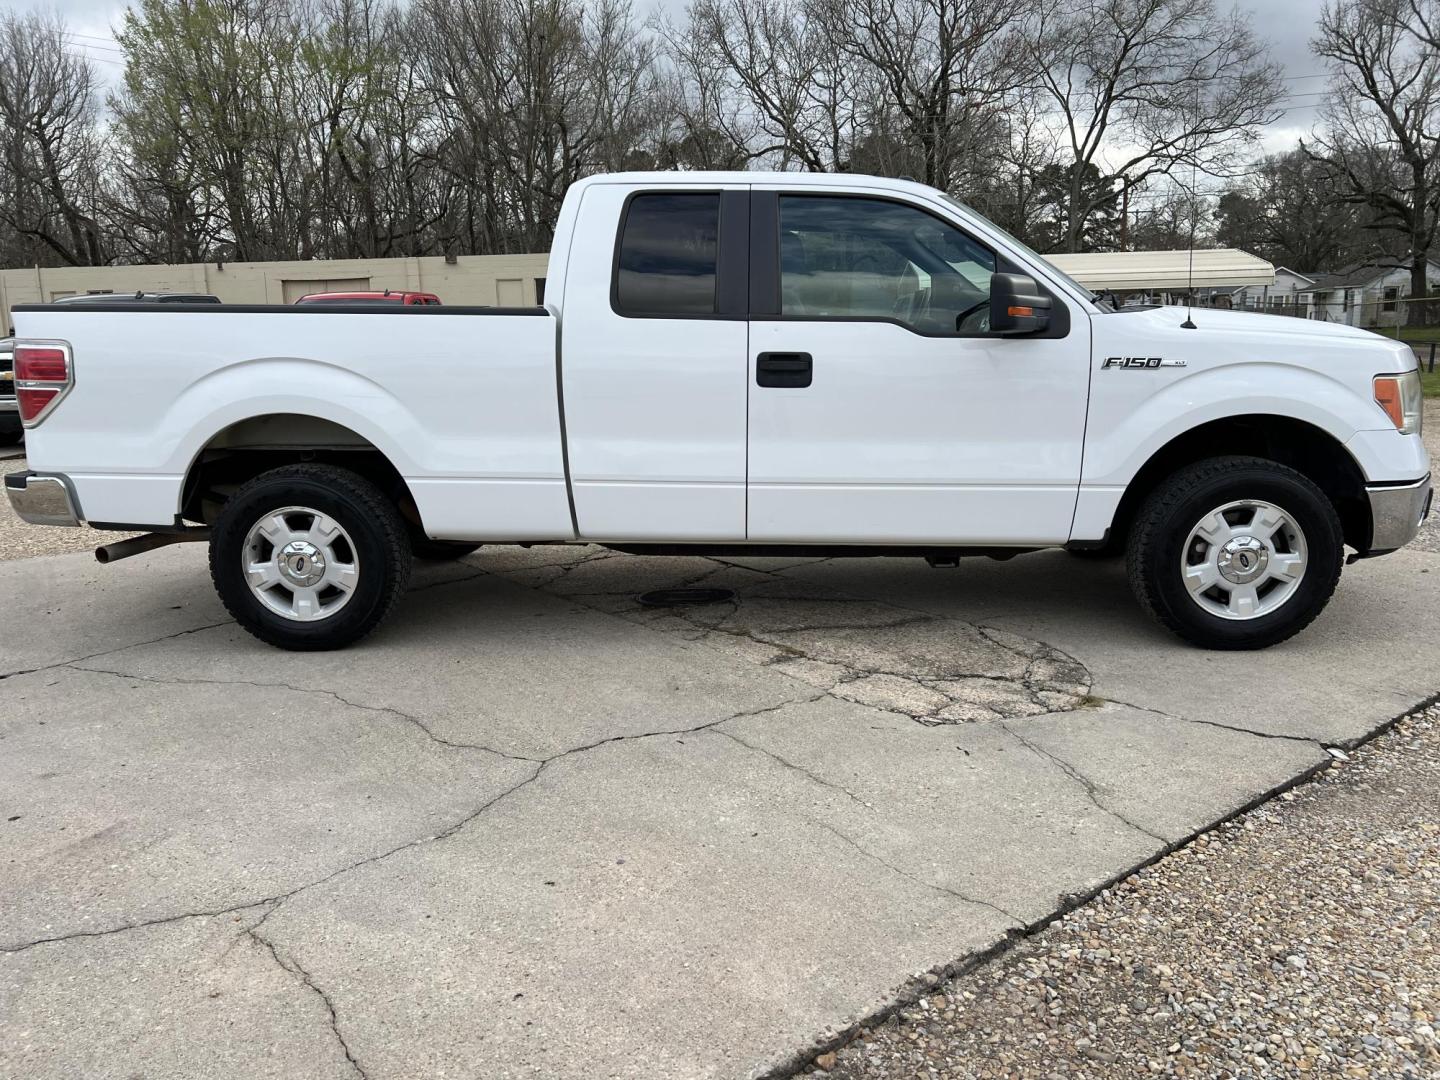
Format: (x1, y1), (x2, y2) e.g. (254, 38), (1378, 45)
(27, 0), (1333, 156)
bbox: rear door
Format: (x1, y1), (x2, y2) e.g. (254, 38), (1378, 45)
(559, 182), (750, 540)
(745, 190), (1090, 545)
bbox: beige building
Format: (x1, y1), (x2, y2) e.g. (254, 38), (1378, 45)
(0, 252), (551, 330)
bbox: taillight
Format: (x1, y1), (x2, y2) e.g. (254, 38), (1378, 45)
(14, 342), (73, 426)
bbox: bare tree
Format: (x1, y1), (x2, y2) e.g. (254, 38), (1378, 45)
(413, 0), (660, 253)
(811, 0), (1026, 190)
(1398, 0), (1439, 47)
(1216, 148), (1380, 270)
(1307, 0), (1440, 300)
(0, 12), (110, 266)
(1026, 0), (1284, 252)
(663, 0), (863, 172)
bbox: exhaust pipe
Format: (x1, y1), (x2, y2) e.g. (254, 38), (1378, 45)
(96, 528), (210, 564)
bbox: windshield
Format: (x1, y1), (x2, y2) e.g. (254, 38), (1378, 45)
(938, 193), (1106, 309)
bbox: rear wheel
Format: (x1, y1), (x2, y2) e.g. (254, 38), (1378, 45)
(210, 464), (411, 650)
(1126, 456), (1343, 649)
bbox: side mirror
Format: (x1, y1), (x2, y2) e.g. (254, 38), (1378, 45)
(990, 273), (1051, 336)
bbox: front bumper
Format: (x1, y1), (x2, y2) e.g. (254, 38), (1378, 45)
(5, 470), (82, 527)
(1366, 473), (1432, 554)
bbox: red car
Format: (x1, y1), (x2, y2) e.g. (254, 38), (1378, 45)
(294, 290), (441, 306)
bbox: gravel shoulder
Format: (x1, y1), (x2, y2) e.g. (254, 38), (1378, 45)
(815, 703), (1440, 1080)
(0, 454), (138, 561)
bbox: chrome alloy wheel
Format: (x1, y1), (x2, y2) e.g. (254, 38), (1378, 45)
(1181, 499), (1308, 621)
(242, 506), (359, 622)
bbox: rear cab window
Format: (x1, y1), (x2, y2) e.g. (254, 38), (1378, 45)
(613, 193), (721, 316)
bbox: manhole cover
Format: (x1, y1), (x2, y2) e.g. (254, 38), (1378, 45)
(637, 587), (736, 608)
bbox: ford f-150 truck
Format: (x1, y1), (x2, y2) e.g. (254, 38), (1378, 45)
(4, 172), (1432, 651)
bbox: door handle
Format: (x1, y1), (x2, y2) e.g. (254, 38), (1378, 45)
(756, 352), (813, 388)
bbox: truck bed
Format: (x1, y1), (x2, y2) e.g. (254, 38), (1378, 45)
(10, 303), (573, 540)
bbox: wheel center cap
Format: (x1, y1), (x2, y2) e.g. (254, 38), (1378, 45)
(277, 540), (326, 587)
(1217, 535), (1269, 584)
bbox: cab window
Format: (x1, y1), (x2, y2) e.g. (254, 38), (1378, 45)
(615, 193), (720, 316)
(778, 196), (996, 335)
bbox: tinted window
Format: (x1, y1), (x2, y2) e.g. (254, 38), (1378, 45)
(779, 196), (996, 335)
(616, 194), (719, 315)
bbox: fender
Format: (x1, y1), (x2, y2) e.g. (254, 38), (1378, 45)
(167, 356), (426, 481)
(1082, 361), (1384, 490)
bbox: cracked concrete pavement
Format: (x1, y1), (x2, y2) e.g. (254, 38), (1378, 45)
(3, 539), (1439, 1079)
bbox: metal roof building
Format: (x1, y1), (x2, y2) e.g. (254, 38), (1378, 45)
(1045, 248), (1275, 292)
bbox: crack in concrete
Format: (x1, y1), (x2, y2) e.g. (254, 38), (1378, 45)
(246, 919), (369, 1079)
(713, 724), (875, 813)
(0, 900), (274, 955)
(0, 618), (235, 683)
(804, 816), (1024, 927)
(1095, 694), (1328, 748)
(528, 557), (1096, 730)
(68, 663), (541, 764)
(607, 594), (1092, 729)
(407, 566), (490, 593)
(549, 693), (816, 760)
(997, 722), (1170, 845)
(0, 691), (818, 956)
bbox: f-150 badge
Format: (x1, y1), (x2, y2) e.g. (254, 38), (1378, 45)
(1102, 356), (1187, 369)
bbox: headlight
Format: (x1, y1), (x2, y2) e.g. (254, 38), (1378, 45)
(1374, 371), (1423, 435)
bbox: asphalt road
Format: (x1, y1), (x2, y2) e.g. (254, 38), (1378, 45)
(3, 531), (1439, 1078)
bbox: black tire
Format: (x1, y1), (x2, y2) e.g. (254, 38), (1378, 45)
(0, 430), (22, 447)
(1126, 456), (1343, 650)
(410, 536), (482, 561)
(210, 464), (411, 650)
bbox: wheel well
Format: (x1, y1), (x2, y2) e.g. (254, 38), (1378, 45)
(181, 414), (420, 529)
(1104, 416), (1371, 551)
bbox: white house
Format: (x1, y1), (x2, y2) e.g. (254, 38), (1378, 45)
(1300, 257), (1440, 327)
(1229, 266), (1316, 316)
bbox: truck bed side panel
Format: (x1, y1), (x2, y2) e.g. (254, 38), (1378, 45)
(12, 308), (573, 540)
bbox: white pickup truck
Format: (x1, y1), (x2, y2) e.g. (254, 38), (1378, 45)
(5, 172), (1432, 651)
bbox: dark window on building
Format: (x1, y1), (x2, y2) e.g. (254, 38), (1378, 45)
(1383, 285), (1399, 312)
(535, 277), (546, 305)
(615, 194), (720, 315)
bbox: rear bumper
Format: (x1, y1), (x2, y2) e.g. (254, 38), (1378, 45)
(5, 470), (83, 527)
(1365, 473), (1432, 554)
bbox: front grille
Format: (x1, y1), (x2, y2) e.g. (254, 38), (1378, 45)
(0, 341), (13, 401)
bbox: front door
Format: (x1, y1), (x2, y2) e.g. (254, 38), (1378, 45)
(745, 191), (1090, 545)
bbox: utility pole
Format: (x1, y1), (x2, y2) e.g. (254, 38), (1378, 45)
(1120, 187), (1129, 250)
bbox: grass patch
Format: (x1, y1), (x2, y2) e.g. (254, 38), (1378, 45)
(1422, 369), (1440, 399)
(1387, 326), (1440, 344)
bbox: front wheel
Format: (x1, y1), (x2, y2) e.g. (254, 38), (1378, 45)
(1126, 456), (1343, 650)
(210, 464), (411, 650)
